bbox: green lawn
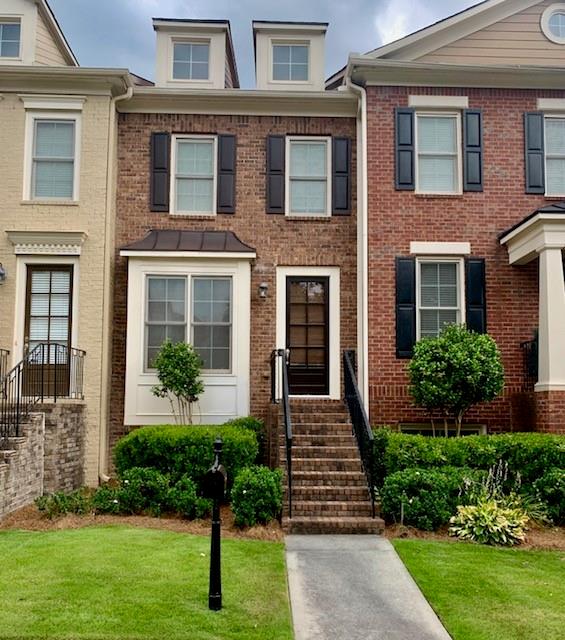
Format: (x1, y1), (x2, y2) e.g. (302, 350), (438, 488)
(0, 526), (292, 640)
(394, 539), (565, 640)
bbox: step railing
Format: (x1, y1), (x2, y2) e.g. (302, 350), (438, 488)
(343, 349), (375, 518)
(0, 343), (86, 446)
(521, 333), (538, 392)
(270, 348), (293, 519)
(0, 348), (9, 382)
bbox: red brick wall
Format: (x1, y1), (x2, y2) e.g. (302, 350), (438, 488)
(535, 391), (565, 433)
(110, 113), (357, 450)
(365, 85), (565, 432)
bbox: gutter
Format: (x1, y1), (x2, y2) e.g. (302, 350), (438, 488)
(345, 76), (370, 415)
(98, 79), (134, 484)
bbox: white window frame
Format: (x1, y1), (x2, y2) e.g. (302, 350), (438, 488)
(415, 257), (465, 340)
(23, 111), (81, 202)
(0, 18), (21, 59)
(541, 4), (565, 45)
(285, 136), (331, 217)
(170, 134), (217, 216)
(190, 276), (233, 374)
(415, 111), (463, 196)
(544, 113), (565, 197)
(170, 39), (211, 82)
(270, 40), (310, 84)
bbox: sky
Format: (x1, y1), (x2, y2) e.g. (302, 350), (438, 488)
(49, 0), (478, 86)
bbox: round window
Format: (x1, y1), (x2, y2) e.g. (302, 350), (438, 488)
(541, 4), (565, 44)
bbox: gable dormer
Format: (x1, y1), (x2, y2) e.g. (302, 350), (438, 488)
(153, 18), (239, 89)
(253, 21), (327, 91)
(0, 0), (77, 66)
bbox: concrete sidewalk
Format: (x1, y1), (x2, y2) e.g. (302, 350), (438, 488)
(285, 535), (452, 640)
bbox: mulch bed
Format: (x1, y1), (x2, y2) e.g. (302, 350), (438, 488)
(0, 504), (285, 542)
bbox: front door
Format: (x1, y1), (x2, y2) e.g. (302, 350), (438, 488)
(23, 265), (73, 397)
(286, 277), (329, 395)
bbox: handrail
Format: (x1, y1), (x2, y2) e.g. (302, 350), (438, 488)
(270, 349), (293, 519)
(343, 350), (375, 518)
(0, 348), (9, 383)
(520, 334), (538, 392)
(0, 343), (86, 446)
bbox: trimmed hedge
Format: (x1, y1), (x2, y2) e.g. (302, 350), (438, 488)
(114, 425), (258, 492)
(532, 468), (565, 525)
(380, 466), (484, 531)
(231, 466), (283, 527)
(373, 430), (565, 487)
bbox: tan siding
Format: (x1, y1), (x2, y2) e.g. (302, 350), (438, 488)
(225, 56), (234, 88)
(420, 1), (565, 66)
(34, 10), (68, 66)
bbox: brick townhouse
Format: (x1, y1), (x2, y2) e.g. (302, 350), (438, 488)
(329, 0), (565, 434)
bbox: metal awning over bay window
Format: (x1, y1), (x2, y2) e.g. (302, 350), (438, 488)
(500, 203), (565, 392)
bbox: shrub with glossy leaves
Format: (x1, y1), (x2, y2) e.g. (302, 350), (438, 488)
(167, 475), (211, 519)
(532, 468), (565, 524)
(118, 467), (170, 516)
(35, 489), (91, 519)
(231, 466), (283, 527)
(449, 500), (529, 546)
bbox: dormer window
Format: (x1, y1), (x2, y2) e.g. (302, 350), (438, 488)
(0, 20), (20, 58)
(172, 41), (210, 80)
(272, 43), (309, 82)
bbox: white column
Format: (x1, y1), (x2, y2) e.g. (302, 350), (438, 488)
(536, 247), (565, 391)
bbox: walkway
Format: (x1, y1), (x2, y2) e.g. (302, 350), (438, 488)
(285, 535), (452, 640)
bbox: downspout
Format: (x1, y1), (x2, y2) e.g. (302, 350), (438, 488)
(345, 73), (370, 415)
(98, 79), (133, 484)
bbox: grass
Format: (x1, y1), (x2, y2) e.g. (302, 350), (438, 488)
(0, 526), (292, 640)
(393, 539), (565, 640)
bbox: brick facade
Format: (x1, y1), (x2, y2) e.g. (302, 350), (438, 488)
(110, 113), (357, 452)
(365, 85), (565, 432)
(535, 391), (565, 434)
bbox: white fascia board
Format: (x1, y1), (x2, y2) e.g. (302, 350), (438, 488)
(500, 214), (565, 264)
(120, 251), (256, 259)
(409, 95), (468, 109)
(410, 241), (471, 255)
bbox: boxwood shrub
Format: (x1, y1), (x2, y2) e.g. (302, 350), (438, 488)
(380, 466), (484, 531)
(373, 430), (565, 487)
(231, 465), (283, 527)
(114, 425), (258, 493)
(532, 468), (565, 524)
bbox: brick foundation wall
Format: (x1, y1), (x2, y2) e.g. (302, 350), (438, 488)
(0, 414), (44, 518)
(535, 391), (565, 434)
(365, 85), (565, 432)
(110, 113), (358, 453)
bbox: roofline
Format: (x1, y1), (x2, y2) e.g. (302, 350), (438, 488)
(252, 20), (328, 28)
(153, 18), (230, 25)
(121, 251), (257, 259)
(39, 0), (78, 66)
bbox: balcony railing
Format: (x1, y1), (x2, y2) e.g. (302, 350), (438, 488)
(0, 343), (85, 446)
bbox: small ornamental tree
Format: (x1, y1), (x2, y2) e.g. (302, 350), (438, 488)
(408, 324), (504, 436)
(151, 341), (204, 425)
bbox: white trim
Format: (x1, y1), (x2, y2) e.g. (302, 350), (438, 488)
(275, 266), (341, 399)
(120, 250), (256, 259)
(535, 383), (565, 392)
(19, 95), (85, 111)
(23, 110), (81, 202)
(0, 15), (21, 61)
(541, 4), (565, 45)
(410, 241), (471, 255)
(170, 38), (211, 83)
(537, 98), (565, 111)
(414, 111), (463, 196)
(170, 134), (217, 216)
(270, 39), (310, 85)
(415, 257), (465, 340)
(6, 230), (87, 256)
(285, 135), (332, 217)
(13, 255), (80, 362)
(409, 95), (468, 109)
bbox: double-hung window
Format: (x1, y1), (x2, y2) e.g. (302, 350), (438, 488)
(145, 277), (187, 369)
(172, 42), (209, 80)
(32, 120), (76, 200)
(544, 116), (565, 196)
(192, 277), (232, 371)
(287, 137), (330, 216)
(0, 20), (20, 58)
(173, 136), (216, 215)
(416, 113), (461, 194)
(417, 259), (463, 339)
(272, 44), (309, 81)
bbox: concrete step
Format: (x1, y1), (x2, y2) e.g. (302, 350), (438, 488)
(291, 458), (363, 473)
(283, 445), (360, 459)
(291, 485), (370, 501)
(291, 500), (373, 517)
(291, 470), (368, 487)
(283, 515), (385, 535)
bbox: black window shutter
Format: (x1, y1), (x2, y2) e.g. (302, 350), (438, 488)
(524, 112), (545, 194)
(463, 109), (483, 192)
(465, 258), (487, 334)
(395, 108), (415, 190)
(396, 257), (416, 358)
(332, 137), (351, 215)
(150, 132), (170, 212)
(267, 135), (285, 214)
(217, 134), (236, 214)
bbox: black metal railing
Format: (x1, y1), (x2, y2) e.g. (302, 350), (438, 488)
(270, 349), (293, 519)
(521, 334), (538, 391)
(343, 350), (375, 518)
(0, 343), (85, 446)
(0, 348), (9, 382)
